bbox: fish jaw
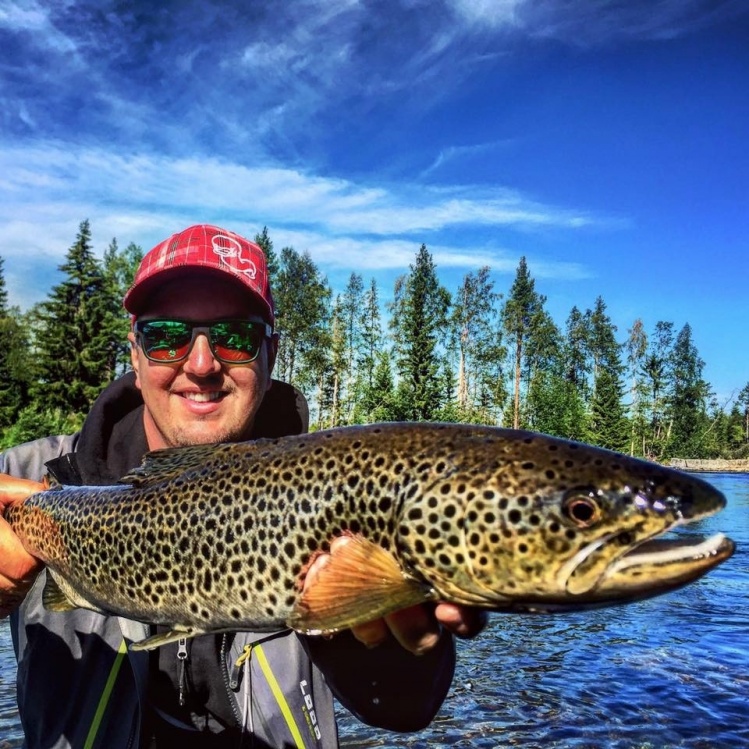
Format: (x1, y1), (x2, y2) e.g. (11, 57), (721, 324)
(557, 475), (729, 599)
(584, 532), (735, 602)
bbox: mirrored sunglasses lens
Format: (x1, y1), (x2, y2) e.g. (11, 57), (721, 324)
(210, 322), (263, 362)
(140, 321), (192, 361)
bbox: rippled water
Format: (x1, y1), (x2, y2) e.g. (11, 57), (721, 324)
(2, 474), (748, 747)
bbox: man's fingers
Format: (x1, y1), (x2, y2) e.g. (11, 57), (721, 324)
(384, 605), (441, 655)
(351, 618), (390, 649)
(434, 603), (488, 638)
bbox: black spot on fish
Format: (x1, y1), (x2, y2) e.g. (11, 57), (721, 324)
(508, 509), (522, 524)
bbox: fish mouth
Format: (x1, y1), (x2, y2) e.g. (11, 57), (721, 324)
(593, 531), (735, 599)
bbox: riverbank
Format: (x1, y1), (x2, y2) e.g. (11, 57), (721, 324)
(670, 458), (749, 473)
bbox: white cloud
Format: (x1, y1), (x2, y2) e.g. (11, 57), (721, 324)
(0, 142), (598, 239)
(0, 141), (596, 308)
(444, 0), (522, 28)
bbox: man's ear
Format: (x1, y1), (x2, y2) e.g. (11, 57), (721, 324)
(128, 331), (142, 388)
(266, 333), (279, 382)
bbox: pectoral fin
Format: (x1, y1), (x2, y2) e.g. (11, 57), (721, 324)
(289, 535), (434, 635)
(42, 571), (108, 615)
(130, 627), (203, 651)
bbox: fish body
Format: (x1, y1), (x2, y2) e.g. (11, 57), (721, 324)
(4, 423), (734, 650)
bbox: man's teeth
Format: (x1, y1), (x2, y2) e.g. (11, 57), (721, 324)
(183, 392), (222, 403)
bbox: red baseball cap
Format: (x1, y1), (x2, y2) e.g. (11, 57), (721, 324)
(124, 224), (274, 323)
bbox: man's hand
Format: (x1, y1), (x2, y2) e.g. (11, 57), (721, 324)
(0, 489), (43, 618)
(303, 536), (488, 655)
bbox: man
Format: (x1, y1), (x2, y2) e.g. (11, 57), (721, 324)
(0, 224), (484, 748)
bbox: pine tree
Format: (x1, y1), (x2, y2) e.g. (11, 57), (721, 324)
(351, 278), (385, 424)
(586, 297), (628, 451)
(0, 256), (7, 314)
(390, 245), (450, 421)
(254, 226), (279, 281)
(0, 257), (35, 429)
(641, 321), (674, 458)
(273, 247), (331, 415)
(33, 220), (113, 414)
(102, 238), (143, 376)
(450, 267), (505, 423)
(338, 273), (365, 423)
(626, 319), (648, 456)
(737, 382), (749, 448)
(563, 306), (592, 401)
(501, 257), (545, 429)
(365, 352), (400, 422)
(667, 323), (711, 458)
(325, 296), (348, 428)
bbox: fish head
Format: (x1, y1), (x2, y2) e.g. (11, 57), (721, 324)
(399, 428), (733, 611)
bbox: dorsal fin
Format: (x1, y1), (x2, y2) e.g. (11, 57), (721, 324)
(120, 442), (244, 487)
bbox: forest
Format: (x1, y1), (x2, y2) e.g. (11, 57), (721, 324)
(1, 220), (747, 460)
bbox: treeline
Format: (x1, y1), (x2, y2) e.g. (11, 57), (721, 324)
(1, 220), (747, 460)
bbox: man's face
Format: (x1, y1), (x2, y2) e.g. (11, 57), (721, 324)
(128, 274), (277, 449)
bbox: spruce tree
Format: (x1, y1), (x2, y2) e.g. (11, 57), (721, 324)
(738, 382), (749, 448)
(501, 257), (545, 429)
(450, 267), (505, 423)
(254, 226), (279, 280)
(586, 297), (628, 451)
(273, 247), (331, 402)
(626, 319), (649, 456)
(0, 258), (35, 429)
(667, 323), (710, 458)
(641, 321), (674, 458)
(33, 220), (112, 414)
(390, 244), (450, 421)
(102, 238), (143, 376)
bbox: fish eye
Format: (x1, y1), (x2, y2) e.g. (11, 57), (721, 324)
(562, 490), (601, 527)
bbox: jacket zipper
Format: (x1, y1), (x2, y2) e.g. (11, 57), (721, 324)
(221, 633), (246, 729)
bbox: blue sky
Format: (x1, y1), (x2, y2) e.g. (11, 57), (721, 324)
(1, 0), (747, 404)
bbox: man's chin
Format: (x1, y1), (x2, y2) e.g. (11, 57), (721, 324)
(169, 423), (246, 448)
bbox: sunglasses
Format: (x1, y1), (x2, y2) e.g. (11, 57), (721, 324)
(134, 319), (273, 364)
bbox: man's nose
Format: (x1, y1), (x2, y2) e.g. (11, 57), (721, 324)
(182, 333), (221, 375)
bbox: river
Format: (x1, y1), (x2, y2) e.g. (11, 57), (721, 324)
(2, 473), (747, 747)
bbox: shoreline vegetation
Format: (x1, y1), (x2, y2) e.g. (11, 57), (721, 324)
(1, 221), (748, 459)
(670, 458), (749, 474)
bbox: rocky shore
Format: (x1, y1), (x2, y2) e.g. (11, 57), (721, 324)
(669, 458), (749, 473)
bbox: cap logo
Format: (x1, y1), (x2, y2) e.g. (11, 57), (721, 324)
(211, 233), (257, 280)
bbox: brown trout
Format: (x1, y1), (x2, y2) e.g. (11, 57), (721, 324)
(3, 423), (734, 650)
